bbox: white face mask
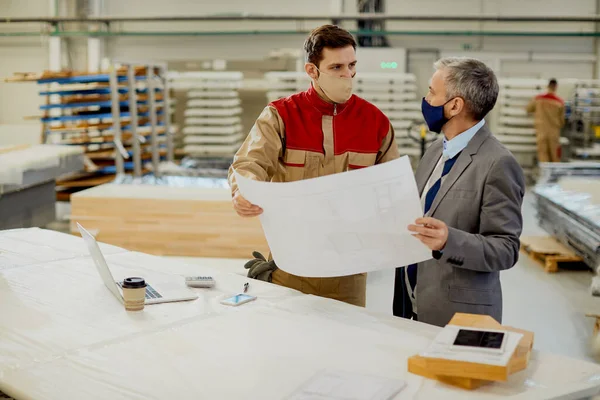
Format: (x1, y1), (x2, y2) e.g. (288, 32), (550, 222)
(314, 66), (354, 104)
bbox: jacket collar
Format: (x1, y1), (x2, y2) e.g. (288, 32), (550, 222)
(305, 83), (353, 115)
(464, 122), (492, 155)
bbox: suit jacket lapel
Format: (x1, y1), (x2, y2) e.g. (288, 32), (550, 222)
(426, 124), (492, 217)
(417, 139), (443, 196)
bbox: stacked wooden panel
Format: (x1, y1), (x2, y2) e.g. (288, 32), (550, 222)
(169, 71), (244, 157)
(494, 78), (546, 178)
(69, 182), (269, 259)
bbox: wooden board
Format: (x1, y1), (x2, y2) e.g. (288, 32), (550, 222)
(57, 131), (163, 145)
(408, 313), (534, 390)
(587, 314), (600, 335)
(46, 117), (155, 132)
(5, 67), (150, 83)
(70, 183), (269, 259)
(520, 236), (584, 273)
(87, 148), (166, 161)
(61, 93), (164, 104)
(57, 174), (115, 188)
(0, 144), (31, 155)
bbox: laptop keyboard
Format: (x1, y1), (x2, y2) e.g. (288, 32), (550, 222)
(116, 282), (163, 300)
(145, 285), (162, 299)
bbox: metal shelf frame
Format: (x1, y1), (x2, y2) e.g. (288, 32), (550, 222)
(109, 60), (173, 178)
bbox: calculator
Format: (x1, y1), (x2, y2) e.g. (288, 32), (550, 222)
(185, 276), (215, 288)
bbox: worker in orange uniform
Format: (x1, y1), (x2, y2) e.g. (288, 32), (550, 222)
(526, 78), (566, 163)
(227, 25), (400, 307)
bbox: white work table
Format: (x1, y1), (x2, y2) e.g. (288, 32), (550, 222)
(0, 228), (599, 400)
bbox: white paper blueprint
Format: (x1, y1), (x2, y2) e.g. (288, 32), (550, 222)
(287, 370), (406, 400)
(234, 156), (432, 278)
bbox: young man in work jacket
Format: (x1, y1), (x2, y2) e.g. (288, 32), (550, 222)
(227, 24), (400, 307)
(526, 78), (565, 163)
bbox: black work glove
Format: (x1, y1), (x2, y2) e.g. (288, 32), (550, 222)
(244, 251), (278, 282)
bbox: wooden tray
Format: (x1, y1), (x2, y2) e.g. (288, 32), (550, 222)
(408, 313), (534, 390)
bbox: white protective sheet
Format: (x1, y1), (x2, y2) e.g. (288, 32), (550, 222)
(235, 156), (431, 278)
(0, 229), (600, 400)
(288, 370), (407, 400)
(0, 144), (84, 185)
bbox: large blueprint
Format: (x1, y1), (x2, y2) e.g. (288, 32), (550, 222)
(235, 156), (432, 277)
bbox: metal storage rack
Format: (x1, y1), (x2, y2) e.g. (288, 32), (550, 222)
(567, 80), (600, 161)
(108, 61), (172, 181)
(6, 64), (173, 195)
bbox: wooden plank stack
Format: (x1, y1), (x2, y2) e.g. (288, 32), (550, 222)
(70, 183), (269, 259)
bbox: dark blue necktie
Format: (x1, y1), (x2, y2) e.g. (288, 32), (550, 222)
(398, 152), (461, 319)
(423, 154), (460, 214)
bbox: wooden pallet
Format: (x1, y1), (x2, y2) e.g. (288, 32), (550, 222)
(520, 236), (584, 273)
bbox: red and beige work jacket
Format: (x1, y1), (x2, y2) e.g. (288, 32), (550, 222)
(227, 85), (400, 307)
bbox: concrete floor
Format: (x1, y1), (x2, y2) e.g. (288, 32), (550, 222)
(51, 190), (600, 364)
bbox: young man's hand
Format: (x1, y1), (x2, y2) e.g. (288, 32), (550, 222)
(232, 191), (263, 217)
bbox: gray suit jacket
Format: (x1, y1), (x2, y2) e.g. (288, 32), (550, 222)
(416, 124), (525, 327)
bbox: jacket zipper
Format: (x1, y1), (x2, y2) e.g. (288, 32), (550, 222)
(331, 104), (336, 165)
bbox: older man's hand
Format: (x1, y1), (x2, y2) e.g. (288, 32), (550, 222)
(408, 217), (448, 251)
(232, 191), (263, 217)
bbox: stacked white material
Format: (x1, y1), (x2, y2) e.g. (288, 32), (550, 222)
(495, 78), (546, 175)
(169, 71), (244, 157)
(0, 144), (84, 185)
(264, 72), (426, 158)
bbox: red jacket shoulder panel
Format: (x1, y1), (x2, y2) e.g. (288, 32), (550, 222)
(269, 92), (324, 153)
(535, 93), (564, 105)
(268, 91), (391, 155)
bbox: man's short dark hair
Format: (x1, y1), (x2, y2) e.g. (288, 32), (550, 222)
(303, 25), (356, 67)
(549, 78), (558, 87)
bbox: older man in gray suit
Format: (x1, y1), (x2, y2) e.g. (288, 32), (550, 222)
(393, 57), (525, 327)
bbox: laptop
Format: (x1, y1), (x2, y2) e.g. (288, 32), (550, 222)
(77, 223), (198, 305)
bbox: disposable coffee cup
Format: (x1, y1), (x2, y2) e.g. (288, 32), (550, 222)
(122, 277), (147, 311)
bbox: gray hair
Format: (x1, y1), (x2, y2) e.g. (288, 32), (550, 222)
(434, 57), (499, 120)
